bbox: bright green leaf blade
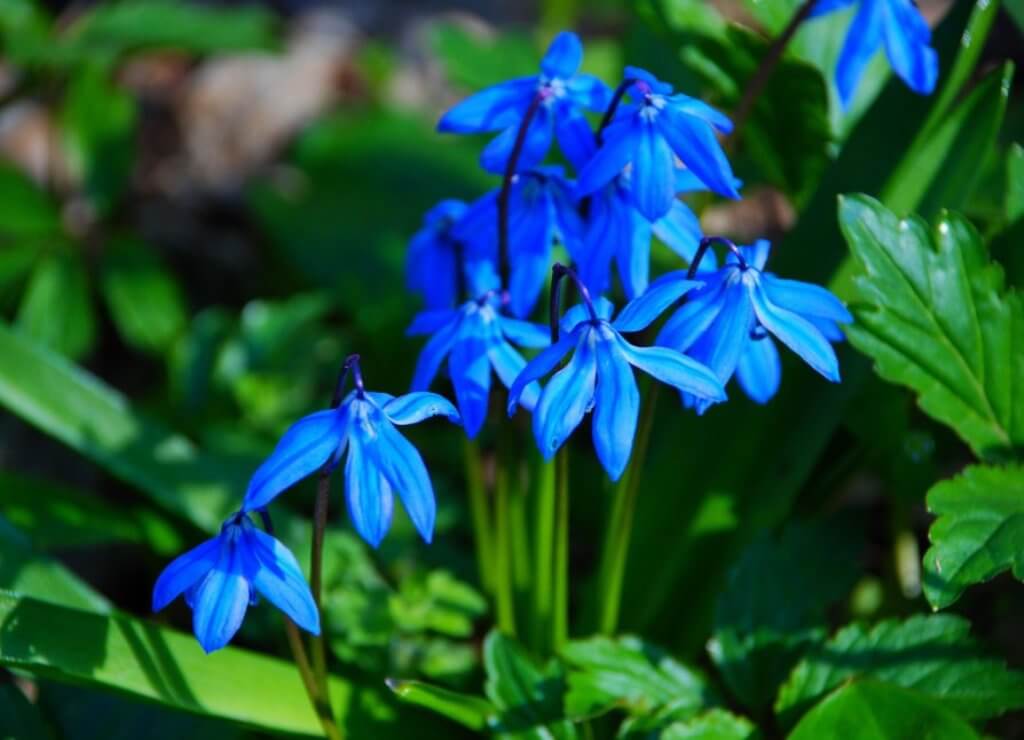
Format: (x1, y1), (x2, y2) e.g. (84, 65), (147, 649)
(922, 464), (1024, 609)
(484, 631), (577, 739)
(0, 682), (53, 740)
(842, 195), (1024, 458)
(561, 635), (716, 721)
(15, 255), (96, 360)
(386, 678), (495, 731)
(787, 680), (980, 740)
(101, 238), (187, 355)
(661, 709), (758, 740)
(1006, 142), (1024, 225)
(0, 592), (403, 737)
(708, 521), (860, 711)
(0, 160), (61, 238)
(775, 614), (1024, 729)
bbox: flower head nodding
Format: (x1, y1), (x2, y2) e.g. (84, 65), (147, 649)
(575, 66), (739, 221)
(507, 265), (725, 480)
(242, 356), (460, 547)
(152, 512), (318, 654)
(407, 199), (468, 310)
(438, 31), (612, 174)
(628, 237), (852, 414)
(409, 268), (549, 438)
(811, 0), (938, 109)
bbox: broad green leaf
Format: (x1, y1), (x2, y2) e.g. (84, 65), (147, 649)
(787, 680), (979, 740)
(842, 195), (1024, 458)
(1007, 143), (1024, 225)
(484, 631), (577, 739)
(922, 465), (1024, 609)
(0, 0), (54, 68)
(61, 64), (137, 215)
(15, 255), (96, 360)
(0, 683), (52, 740)
(708, 521), (860, 711)
(775, 614), (1024, 729)
(100, 238), (187, 355)
(661, 710), (758, 740)
(387, 679), (496, 731)
(430, 23), (538, 91)
(0, 161), (61, 238)
(561, 635), (715, 721)
(0, 592), (408, 737)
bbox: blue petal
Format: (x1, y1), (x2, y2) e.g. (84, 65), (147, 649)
(653, 201), (702, 264)
(191, 547), (250, 654)
(736, 336), (782, 405)
(375, 421), (437, 544)
(666, 94), (734, 134)
(243, 410), (346, 511)
(541, 31), (583, 79)
(810, 0), (858, 17)
(836, 0), (884, 109)
(565, 74), (613, 110)
(656, 271), (729, 351)
(383, 392), (461, 425)
(613, 333), (725, 402)
(745, 239), (772, 271)
(499, 316), (551, 348)
(613, 271), (702, 333)
(406, 233), (457, 310)
(760, 274), (853, 323)
(489, 340), (540, 411)
(630, 123), (676, 220)
(577, 184), (629, 296)
(152, 536), (222, 612)
(575, 119), (639, 198)
(480, 111), (553, 174)
(592, 331), (639, 480)
(411, 316), (461, 390)
(508, 332), (576, 413)
(466, 259), (501, 296)
(450, 334), (493, 438)
(533, 331), (598, 459)
(561, 297), (614, 334)
(623, 66), (673, 95)
(882, 0), (938, 96)
(244, 528), (320, 635)
(438, 77), (536, 133)
(452, 191), (499, 265)
(658, 105), (740, 200)
(685, 280), (755, 385)
(555, 105), (598, 172)
(407, 309), (458, 336)
(749, 282), (840, 382)
(809, 315), (845, 342)
(344, 436), (393, 548)
(618, 213), (651, 300)
(507, 204), (554, 319)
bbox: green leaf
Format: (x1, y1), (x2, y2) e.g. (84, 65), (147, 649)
(0, 0), (55, 68)
(16, 254), (96, 360)
(484, 631), (577, 739)
(61, 64), (137, 215)
(430, 23), (538, 91)
(922, 464), (1024, 609)
(100, 238), (187, 355)
(707, 521), (860, 712)
(1006, 143), (1024, 226)
(561, 635), (716, 721)
(0, 592), (406, 737)
(65, 0), (276, 56)
(787, 680), (980, 740)
(387, 679), (496, 731)
(662, 710), (758, 740)
(0, 682), (53, 740)
(775, 614), (1024, 729)
(0, 160), (61, 238)
(842, 194), (1024, 458)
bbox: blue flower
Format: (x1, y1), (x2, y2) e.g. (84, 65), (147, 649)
(811, 0), (938, 109)
(508, 289), (725, 480)
(627, 239), (852, 413)
(152, 512), (319, 654)
(455, 167), (582, 318)
(407, 199), (468, 310)
(437, 31), (611, 173)
(242, 374), (460, 547)
(409, 285), (549, 439)
(576, 66), (739, 221)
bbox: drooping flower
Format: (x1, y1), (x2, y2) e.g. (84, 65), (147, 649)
(406, 199), (468, 310)
(577, 168), (737, 300)
(576, 66), (739, 221)
(455, 167), (582, 318)
(508, 275), (725, 480)
(811, 0), (938, 109)
(409, 272), (549, 438)
(438, 31), (612, 173)
(242, 360), (460, 547)
(628, 238), (851, 413)
(152, 512), (319, 654)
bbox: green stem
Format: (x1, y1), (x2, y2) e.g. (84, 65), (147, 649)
(553, 448), (571, 652)
(596, 383), (660, 635)
(463, 437), (495, 594)
(309, 470), (332, 700)
(530, 456), (556, 654)
(284, 618), (343, 740)
(494, 458), (517, 635)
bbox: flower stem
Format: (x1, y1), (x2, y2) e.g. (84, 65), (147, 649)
(552, 448), (571, 652)
(595, 77), (636, 145)
(498, 92), (546, 287)
(464, 437), (495, 594)
(309, 470), (332, 699)
(730, 0), (816, 146)
(530, 456), (556, 654)
(596, 382), (659, 635)
(494, 454), (517, 635)
(284, 618), (343, 740)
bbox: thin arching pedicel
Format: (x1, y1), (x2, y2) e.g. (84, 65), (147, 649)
(331, 354), (364, 407)
(687, 236), (749, 280)
(595, 77), (638, 145)
(549, 263), (599, 344)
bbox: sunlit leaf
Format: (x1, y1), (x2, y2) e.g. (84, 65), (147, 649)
(15, 254), (96, 360)
(661, 709), (758, 740)
(387, 678), (495, 731)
